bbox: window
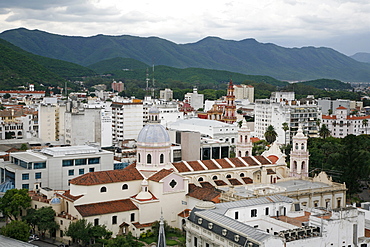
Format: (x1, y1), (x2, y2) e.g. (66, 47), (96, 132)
(226, 174), (231, 178)
(89, 168), (95, 173)
(251, 209), (257, 217)
(68, 170), (74, 176)
(35, 172), (41, 179)
(88, 157), (100, 164)
(235, 211), (239, 220)
(265, 207), (269, 215)
(194, 237), (198, 247)
(122, 184), (128, 190)
(60, 230), (63, 237)
(160, 154), (164, 163)
(79, 168), (84, 175)
(75, 159), (87, 166)
(112, 216), (117, 225)
(22, 173), (29, 180)
(147, 154), (152, 164)
(94, 218), (99, 226)
(240, 173), (245, 177)
(198, 177), (204, 182)
(212, 175), (218, 180)
(130, 213), (135, 222)
(62, 160), (73, 167)
(34, 162), (46, 169)
(100, 187), (107, 193)
(138, 153), (141, 162)
(22, 184), (29, 189)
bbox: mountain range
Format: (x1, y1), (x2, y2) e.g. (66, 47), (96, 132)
(2, 28), (370, 82)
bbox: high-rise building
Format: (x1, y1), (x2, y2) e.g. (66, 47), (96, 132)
(234, 84), (254, 102)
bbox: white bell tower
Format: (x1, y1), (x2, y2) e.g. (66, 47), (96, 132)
(290, 125), (309, 177)
(236, 119), (253, 157)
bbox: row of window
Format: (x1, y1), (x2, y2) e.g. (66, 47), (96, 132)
(22, 173), (42, 180)
(100, 184), (129, 193)
(138, 153), (164, 164)
(93, 213), (135, 226)
(62, 157), (100, 167)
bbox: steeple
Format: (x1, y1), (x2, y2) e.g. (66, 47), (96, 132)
(290, 125), (309, 177)
(222, 79), (236, 124)
(157, 210), (167, 247)
(236, 119), (253, 157)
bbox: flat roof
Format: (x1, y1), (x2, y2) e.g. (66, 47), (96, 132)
(40, 145), (100, 157)
(169, 118), (236, 128)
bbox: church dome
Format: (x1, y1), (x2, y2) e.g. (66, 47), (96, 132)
(137, 124), (170, 144)
(148, 106), (160, 114)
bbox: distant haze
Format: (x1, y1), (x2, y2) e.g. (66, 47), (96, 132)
(0, 0), (369, 55)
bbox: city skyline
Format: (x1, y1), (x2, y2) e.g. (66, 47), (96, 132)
(0, 0), (369, 56)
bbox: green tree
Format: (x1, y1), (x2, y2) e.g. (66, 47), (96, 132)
(264, 125), (278, 144)
(66, 219), (92, 245)
(0, 189), (31, 221)
(20, 143), (28, 150)
(22, 208), (38, 233)
(107, 232), (140, 247)
(319, 124), (331, 139)
(0, 220), (30, 242)
(35, 207), (59, 237)
(282, 122), (289, 145)
(363, 119), (369, 134)
(252, 140), (269, 156)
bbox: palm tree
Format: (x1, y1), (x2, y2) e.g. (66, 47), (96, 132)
(264, 125), (278, 144)
(319, 124), (331, 139)
(282, 122), (289, 145)
(363, 119), (369, 134)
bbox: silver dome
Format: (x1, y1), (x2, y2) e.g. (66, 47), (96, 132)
(137, 124), (170, 143)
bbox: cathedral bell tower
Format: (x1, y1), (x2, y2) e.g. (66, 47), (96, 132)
(290, 125), (309, 177)
(222, 79), (237, 124)
(236, 119), (253, 157)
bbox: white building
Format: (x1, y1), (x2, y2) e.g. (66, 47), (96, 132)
(322, 106), (370, 137)
(254, 92), (320, 144)
(0, 145), (114, 190)
(38, 98), (66, 143)
(184, 87), (204, 111)
(159, 88), (173, 101)
(111, 101), (143, 144)
(168, 118), (238, 144)
(234, 84), (254, 102)
(186, 195), (368, 247)
(0, 108), (38, 140)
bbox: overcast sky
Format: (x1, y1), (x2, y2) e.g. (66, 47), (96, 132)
(0, 0), (369, 55)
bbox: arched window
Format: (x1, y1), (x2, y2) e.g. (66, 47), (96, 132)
(147, 154), (152, 164)
(240, 173), (245, 177)
(295, 143), (298, 150)
(160, 154), (164, 164)
(198, 177), (204, 182)
(100, 187), (107, 193)
(212, 175), (218, 180)
(226, 174), (232, 178)
(238, 151), (242, 157)
(138, 153), (141, 163)
(122, 184), (128, 190)
(301, 143), (304, 150)
(231, 138), (235, 144)
(301, 161), (305, 171)
(240, 135), (243, 142)
(294, 161), (297, 170)
(245, 151), (249, 157)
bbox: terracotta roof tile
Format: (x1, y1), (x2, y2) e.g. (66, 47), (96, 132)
(172, 161), (191, 172)
(214, 180), (228, 186)
(242, 177), (253, 184)
(187, 161), (205, 171)
(188, 184), (220, 202)
(250, 137), (260, 143)
(75, 199), (138, 217)
(148, 169), (173, 182)
(241, 157), (259, 166)
(60, 190), (84, 202)
(200, 181), (214, 189)
(201, 160), (219, 170)
(322, 115), (336, 119)
(178, 209), (191, 218)
(132, 222), (154, 228)
(336, 106), (347, 109)
(70, 164), (143, 186)
(267, 155), (279, 164)
(228, 178), (242, 186)
(214, 159), (232, 168)
(228, 157), (246, 167)
(254, 155), (271, 165)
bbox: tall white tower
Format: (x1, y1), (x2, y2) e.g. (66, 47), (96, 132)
(290, 125), (309, 177)
(235, 119), (253, 157)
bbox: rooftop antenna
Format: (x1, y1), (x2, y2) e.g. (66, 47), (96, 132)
(146, 68), (150, 96)
(151, 64), (155, 98)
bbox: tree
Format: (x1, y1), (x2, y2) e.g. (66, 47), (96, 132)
(264, 125), (278, 144)
(34, 207), (59, 237)
(20, 143), (28, 150)
(319, 124), (331, 139)
(107, 232), (140, 247)
(363, 119), (369, 134)
(252, 140), (269, 156)
(237, 120), (243, 128)
(0, 189), (31, 221)
(22, 208), (38, 233)
(0, 220), (30, 242)
(282, 122), (289, 145)
(3, 93), (11, 99)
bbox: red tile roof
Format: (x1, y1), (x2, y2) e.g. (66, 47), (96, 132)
(214, 180), (228, 186)
(60, 190), (84, 202)
(228, 158), (246, 167)
(70, 164), (143, 186)
(200, 181), (214, 189)
(188, 184), (220, 202)
(214, 159), (233, 168)
(228, 178), (242, 186)
(75, 199), (138, 217)
(241, 157), (259, 166)
(254, 155), (271, 165)
(250, 137), (260, 143)
(242, 177), (253, 184)
(187, 161), (205, 171)
(336, 106), (347, 109)
(148, 169), (173, 182)
(132, 222), (154, 229)
(172, 161), (191, 172)
(178, 209), (191, 218)
(322, 115), (336, 119)
(267, 155), (279, 164)
(201, 160), (219, 170)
